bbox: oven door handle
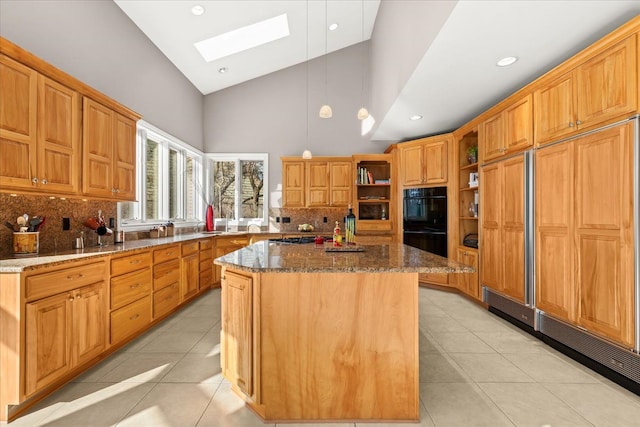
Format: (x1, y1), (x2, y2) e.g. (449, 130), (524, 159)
(403, 230), (447, 235)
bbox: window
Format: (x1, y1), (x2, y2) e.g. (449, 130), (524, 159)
(207, 154), (268, 227)
(118, 121), (204, 229)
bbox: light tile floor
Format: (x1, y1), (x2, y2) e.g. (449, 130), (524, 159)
(7, 287), (640, 427)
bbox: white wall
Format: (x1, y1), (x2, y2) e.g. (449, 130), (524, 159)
(369, 0), (457, 139)
(204, 41), (386, 202)
(0, 0), (204, 150)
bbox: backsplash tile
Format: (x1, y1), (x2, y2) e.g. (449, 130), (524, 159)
(0, 194), (116, 258)
(270, 207), (351, 234)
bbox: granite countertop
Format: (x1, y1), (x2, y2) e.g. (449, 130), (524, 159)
(0, 231), (250, 273)
(215, 241), (475, 274)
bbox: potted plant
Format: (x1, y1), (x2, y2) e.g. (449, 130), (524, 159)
(466, 145), (478, 164)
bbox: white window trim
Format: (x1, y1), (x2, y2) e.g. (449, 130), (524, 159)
(118, 120), (206, 231)
(207, 153), (269, 228)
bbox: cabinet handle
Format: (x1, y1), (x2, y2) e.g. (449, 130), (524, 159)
(568, 122), (574, 127)
(165, 295), (173, 301)
(66, 273), (84, 280)
(129, 259), (140, 265)
(32, 177), (39, 184)
(129, 313), (140, 320)
(576, 120), (582, 125)
(130, 283), (141, 289)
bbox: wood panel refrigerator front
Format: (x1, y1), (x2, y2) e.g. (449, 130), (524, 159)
(536, 122), (635, 348)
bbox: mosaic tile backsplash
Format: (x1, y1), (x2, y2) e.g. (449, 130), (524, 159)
(0, 194), (117, 258)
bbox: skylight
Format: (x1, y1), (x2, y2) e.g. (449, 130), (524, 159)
(194, 14), (290, 62)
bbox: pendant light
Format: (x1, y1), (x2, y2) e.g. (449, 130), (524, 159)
(319, 0), (332, 118)
(357, 0), (369, 120)
(302, 0), (312, 159)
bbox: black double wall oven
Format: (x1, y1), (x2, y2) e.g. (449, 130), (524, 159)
(403, 187), (447, 257)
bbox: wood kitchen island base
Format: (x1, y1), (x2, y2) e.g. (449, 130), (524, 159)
(217, 242), (473, 422)
(223, 269), (419, 422)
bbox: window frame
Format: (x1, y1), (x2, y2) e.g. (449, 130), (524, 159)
(118, 120), (205, 231)
(206, 153), (269, 228)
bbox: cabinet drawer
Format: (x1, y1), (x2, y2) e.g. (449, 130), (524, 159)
(153, 282), (180, 319)
(110, 268), (151, 310)
(199, 269), (213, 289)
(154, 244), (180, 264)
(199, 247), (214, 262)
(199, 238), (214, 251)
(357, 220), (392, 232)
(26, 260), (107, 301)
(110, 295), (151, 344)
(111, 252), (151, 276)
(182, 241), (199, 256)
(153, 259), (180, 291)
(419, 273), (449, 285)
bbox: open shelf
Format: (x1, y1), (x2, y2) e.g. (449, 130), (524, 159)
(354, 156), (393, 227)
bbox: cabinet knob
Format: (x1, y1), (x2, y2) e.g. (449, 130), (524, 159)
(67, 295), (74, 302)
(75, 294), (81, 299)
(111, 188), (116, 193)
(42, 178), (48, 185)
(115, 188), (120, 193)
(576, 120), (582, 125)
(568, 122), (574, 127)
(32, 177), (39, 184)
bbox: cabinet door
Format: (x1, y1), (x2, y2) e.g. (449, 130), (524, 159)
(576, 36), (637, 129)
(83, 97), (114, 197)
(37, 76), (80, 194)
(73, 282), (106, 366)
(424, 140), (448, 184)
(306, 161), (329, 206)
(504, 94), (533, 154)
(0, 55), (37, 190)
(456, 248), (478, 299)
(480, 162), (501, 291)
(500, 156), (525, 303)
(181, 253), (199, 302)
(574, 122), (634, 347)
(282, 161), (305, 207)
(400, 144), (424, 186)
(329, 161), (352, 206)
(221, 270), (253, 396)
(482, 112), (504, 161)
(536, 142), (574, 322)
(25, 292), (72, 396)
(113, 113), (136, 200)
(534, 71), (576, 145)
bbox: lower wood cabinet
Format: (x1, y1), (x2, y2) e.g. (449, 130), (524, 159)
(110, 251), (152, 345)
(456, 247), (479, 299)
(221, 269), (253, 396)
(199, 238), (214, 290)
(214, 236), (249, 287)
(181, 242), (200, 302)
(25, 281), (106, 397)
(152, 244), (181, 320)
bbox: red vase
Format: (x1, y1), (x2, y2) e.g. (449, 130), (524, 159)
(205, 205), (214, 231)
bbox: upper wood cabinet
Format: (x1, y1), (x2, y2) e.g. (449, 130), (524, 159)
(0, 55), (80, 194)
(534, 35), (637, 145)
(281, 157), (352, 208)
(282, 160), (305, 207)
(0, 38), (141, 200)
(83, 97), (136, 200)
(481, 94), (533, 162)
(399, 135), (449, 187)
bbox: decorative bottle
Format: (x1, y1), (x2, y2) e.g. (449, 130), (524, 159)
(333, 221), (342, 246)
(345, 205), (356, 244)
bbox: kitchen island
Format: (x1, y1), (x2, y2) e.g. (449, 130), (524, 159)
(215, 241), (473, 423)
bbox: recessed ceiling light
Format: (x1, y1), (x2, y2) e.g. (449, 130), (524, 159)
(194, 13), (290, 62)
(328, 23), (339, 31)
(218, 67), (228, 73)
(191, 5), (205, 16)
(496, 56), (518, 67)
(410, 115), (423, 121)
